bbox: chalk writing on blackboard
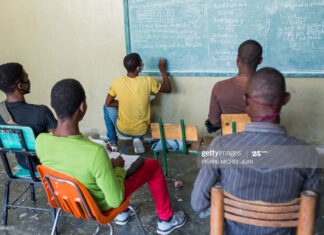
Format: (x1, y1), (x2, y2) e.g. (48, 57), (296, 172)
(125, 0), (324, 77)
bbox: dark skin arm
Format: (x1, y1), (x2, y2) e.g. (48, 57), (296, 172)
(158, 59), (171, 93)
(105, 94), (119, 107)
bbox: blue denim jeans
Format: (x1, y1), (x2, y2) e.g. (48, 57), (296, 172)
(103, 105), (144, 143)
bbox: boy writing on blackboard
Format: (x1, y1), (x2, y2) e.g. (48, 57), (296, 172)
(206, 40), (263, 132)
(104, 53), (171, 153)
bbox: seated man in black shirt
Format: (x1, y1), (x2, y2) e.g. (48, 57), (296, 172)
(0, 62), (57, 170)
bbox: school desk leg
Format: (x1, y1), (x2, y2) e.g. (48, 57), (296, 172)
(162, 151), (167, 176)
(154, 151), (158, 160)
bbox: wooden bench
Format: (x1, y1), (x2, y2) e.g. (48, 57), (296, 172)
(151, 119), (203, 175)
(221, 114), (251, 135)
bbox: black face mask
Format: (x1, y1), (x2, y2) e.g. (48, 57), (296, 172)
(19, 80), (31, 94)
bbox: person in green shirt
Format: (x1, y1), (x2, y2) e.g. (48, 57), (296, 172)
(36, 79), (186, 234)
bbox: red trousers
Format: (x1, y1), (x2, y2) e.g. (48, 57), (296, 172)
(124, 159), (173, 221)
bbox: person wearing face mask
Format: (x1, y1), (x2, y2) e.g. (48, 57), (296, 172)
(0, 62), (57, 171)
(104, 53), (171, 154)
(192, 67), (321, 234)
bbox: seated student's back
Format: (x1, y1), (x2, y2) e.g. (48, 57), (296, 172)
(207, 40), (263, 132)
(37, 79), (187, 234)
(110, 75), (160, 136)
(0, 63), (57, 170)
(193, 67), (321, 235)
(36, 132), (125, 210)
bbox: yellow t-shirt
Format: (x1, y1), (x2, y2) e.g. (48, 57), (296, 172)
(109, 75), (161, 136)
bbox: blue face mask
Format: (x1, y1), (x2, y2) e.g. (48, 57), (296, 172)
(140, 64), (144, 71)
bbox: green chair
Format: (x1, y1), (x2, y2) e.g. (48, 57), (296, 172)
(0, 125), (55, 228)
(151, 119), (202, 175)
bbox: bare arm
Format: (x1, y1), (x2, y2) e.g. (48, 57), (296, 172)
(105, 94), (119, 107)
(158, 59), (171, 93)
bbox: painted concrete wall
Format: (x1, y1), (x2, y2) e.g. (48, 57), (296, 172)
(0, 0), (323, 144)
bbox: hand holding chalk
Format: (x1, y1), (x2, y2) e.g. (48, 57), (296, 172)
(158, 58), (167, 73)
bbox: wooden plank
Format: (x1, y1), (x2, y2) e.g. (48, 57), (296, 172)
(224, 212), (299, 228)
(151, 123), (198, 141)
(224, 191), (300, 206)
(188, 138), (203, 153)
(211, 187), (224, 235)
(297, 191), (317, 235)
(224, 198), (300, 213)
(225, 205), (299, 220)
(202, 136), (214, 147)
(221, 114), (251, 135)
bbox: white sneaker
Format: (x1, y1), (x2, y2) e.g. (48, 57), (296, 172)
(133, 138), (145, 154)
(157, 211), (187, 234)
(115, 205), (139, 225)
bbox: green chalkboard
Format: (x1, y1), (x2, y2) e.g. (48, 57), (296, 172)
(123, 0), (324, 77)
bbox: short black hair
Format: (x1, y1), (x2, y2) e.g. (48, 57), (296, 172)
(123, 53), (141, 72)
(51, 79), (86, 119)
(248, 67), (286, 103)
(238, 40), (263, 68)
(0, 63), (24, 94)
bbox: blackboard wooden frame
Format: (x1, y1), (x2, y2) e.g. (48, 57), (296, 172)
(123, 0), (323, 78)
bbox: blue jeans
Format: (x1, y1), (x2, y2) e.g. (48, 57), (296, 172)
(103, 105), (144, 143)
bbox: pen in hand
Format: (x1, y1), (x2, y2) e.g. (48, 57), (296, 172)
(117, 146), (127, 158)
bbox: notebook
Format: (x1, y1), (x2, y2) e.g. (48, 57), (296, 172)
(88, 135), (140, 171)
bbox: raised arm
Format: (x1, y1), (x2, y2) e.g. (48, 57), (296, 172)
(158, 59), (171, 93)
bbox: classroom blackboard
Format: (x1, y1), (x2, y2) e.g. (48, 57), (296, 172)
(123, 0), (324, 77)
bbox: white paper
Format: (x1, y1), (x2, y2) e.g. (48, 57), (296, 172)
(88, 136), (139, 171)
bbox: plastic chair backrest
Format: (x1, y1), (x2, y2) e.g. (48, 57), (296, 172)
(37, 165), (104, 221)
(0, 125), (35, 151)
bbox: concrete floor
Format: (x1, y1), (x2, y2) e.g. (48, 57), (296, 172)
(0, 140), (323, 235)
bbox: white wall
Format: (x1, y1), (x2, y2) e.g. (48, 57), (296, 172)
(0, 0), (323, 144)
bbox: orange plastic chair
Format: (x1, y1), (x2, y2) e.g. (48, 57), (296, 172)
(37, 165), (146, 235)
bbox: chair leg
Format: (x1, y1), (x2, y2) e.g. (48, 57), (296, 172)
(128, 206), (146, 235)
(154, 151), (158, 160)
(2, 180), (10, 226)
(107, 223), (113, 235)
(30, 183), (35, 203)
(51, 208), (61, 235)
(162, 151), (167, 176)
(93, 224), (101, 235)
(51, 208), (58, 235)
